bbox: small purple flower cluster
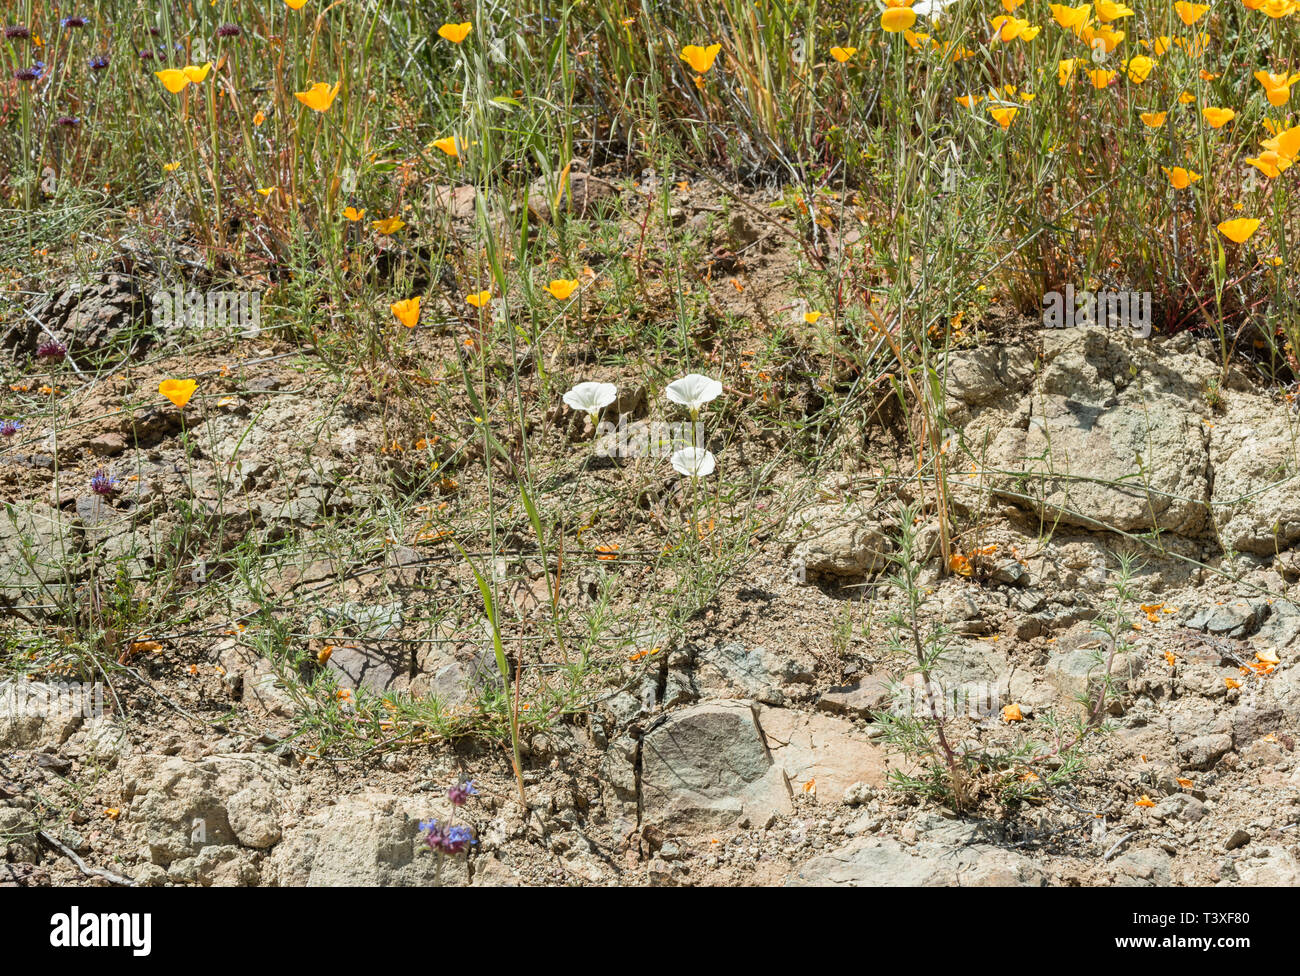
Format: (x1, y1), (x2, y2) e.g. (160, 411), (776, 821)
(420, 821), (476, 854)
(37, 339), (67, 361)
(419, 779), (478, 856)
(90, 468), (118, 496)
(447, 779), (478, 805)
(0, 419), (21, 438)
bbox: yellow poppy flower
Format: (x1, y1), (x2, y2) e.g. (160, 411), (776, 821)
(294, 80), (341, 112)
(881, 8), (918, 32)
(253, 110), (266, 126)
(1258, 0), (1297, 17)
(1173, 1), (1209, 24)
(680, 43), (722, 74)
(1244, 151), (1290, 179)
(256, 187), (274, 197)
(1177, 91), (1196, 104)
(1161, 166), (1200, 189)
(1217, 218), (1261, 244)
(1058, 58), (1080, 85)
(390, 297), (421, 329)
(829, 46), (857, 62)
(1049, 3), (1092, 29)
(1080, 25), (1125, 52)
(1262, 124), (1300, 162)
(158, 378), (198, 409)
(1095, 0), (1134, 20)
(1202, 106), (1235, 128)
(1088, 68), (1117, 88)
(987, 105), (1018, 128)
(544, 279), (579, 300)
(1124, 56), (1155, 83)
(343, 206), (365, 221)
(432, 137), (459, 157)
(154, 68), (190, 94)
(466, 290), (492, 308)
(804, 311), (822, 324)
(437, 22), (472, 43)
(991, 16), (1027, 41)
(1139, 111), (1167, 127)
(182, 62), (212, 84)
(372, 216), (406, 234)
(163, 161), (181, 172)
(1255, 71), (1300, 107)
(284, 0), (309, 8)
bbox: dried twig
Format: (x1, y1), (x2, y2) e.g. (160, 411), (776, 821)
(38, 830), (136, 886)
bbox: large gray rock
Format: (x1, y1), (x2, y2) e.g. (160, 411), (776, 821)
(121, 754), (292, 867)
(1210, 401), (1300, 554)
(1112, 847), (1173, 886)
(1220, 846), (1300, 886)
(640, 701), (789, 832)
(1186, 599), (1268, 638)
(787, 837), (1044, 887)
(268, 793), (468, 886)
(991, 393), (1208, 534)
(1045, 645), (1145, 703)
(639, 701), (891, 832)
(691, 641), (814, 706)
(976, 329), (1214, 536)
(790, 504), (892, 580)
(0, 503), (82, 600)
(0, 680), (92, 749)
(943, 346), (1036, 414)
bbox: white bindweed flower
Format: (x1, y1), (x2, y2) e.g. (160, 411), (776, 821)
(671, 447), (716, 478)
(912, 0), (959, 25)
(563, 381), (617, 424)
(665, 374), (723, 416)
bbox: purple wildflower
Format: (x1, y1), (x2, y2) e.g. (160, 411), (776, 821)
(420, 819), (476, 855)
(89, 55), (109, 71)
(216, 23), (241, 38)
(61, 16), (88, 29)
(37, 340), (67, 361)
(138, 49), (155, 62)
(0, 419), (21, 438)
(4, 25), (31, 39)
(447, 779), (478, 805)
(14, 62), (45, 82)
(56, 116), (80, 128)
(443, 825), (475, 853)
(89, 468), (118, 496)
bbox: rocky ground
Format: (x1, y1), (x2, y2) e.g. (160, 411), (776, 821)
(3, 179), (1299, 887)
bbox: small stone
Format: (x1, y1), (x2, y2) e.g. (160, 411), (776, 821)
(1224, 828), (1251, 851)
(816, 676), (891, 720)
(1185, 599), (1268, 638)
(87, 432), (127, 456)
(1177, 733), (1233, 771)
(843, 782), (878, 807)
(1152, 793), (1205, 824)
